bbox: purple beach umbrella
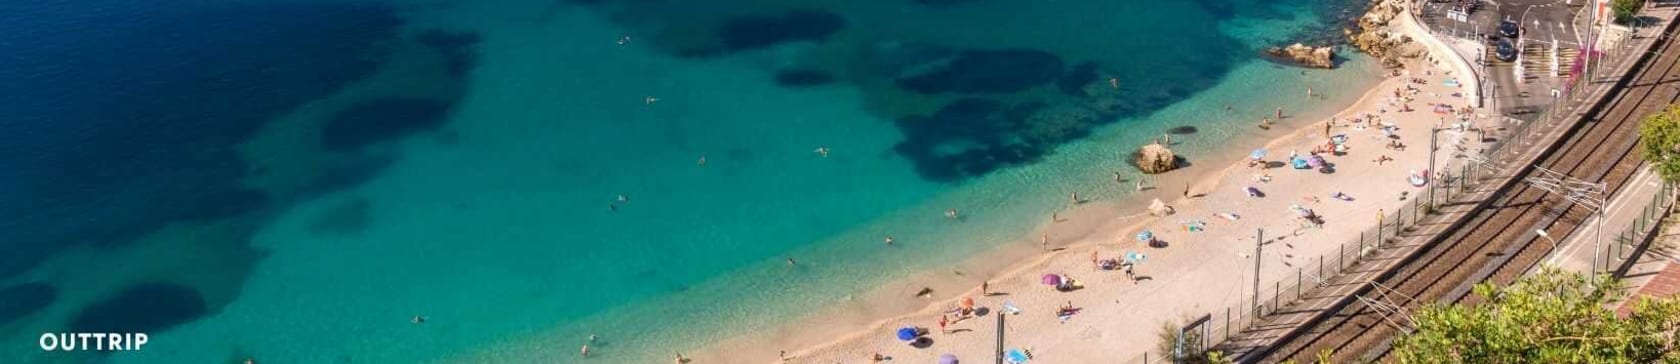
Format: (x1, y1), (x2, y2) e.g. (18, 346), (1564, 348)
(1041, 274), (1062, 286)
(940, 353), (960, 364)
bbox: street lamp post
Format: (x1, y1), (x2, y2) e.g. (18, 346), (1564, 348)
(1535, 229), (1558, 254)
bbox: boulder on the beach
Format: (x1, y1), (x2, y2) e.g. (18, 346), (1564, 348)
(1135, 142), (1178, 174)
(1264, 43), (1335, 69)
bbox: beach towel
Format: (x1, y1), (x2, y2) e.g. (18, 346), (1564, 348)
(1002, 301), (1022, 315)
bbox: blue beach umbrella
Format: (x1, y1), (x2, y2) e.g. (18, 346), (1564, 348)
(1004, 348), (1030, 363)
(1249, 149), (1267, 160)
(1135, 230), (1154, 242)
(895, 327), (918, 341)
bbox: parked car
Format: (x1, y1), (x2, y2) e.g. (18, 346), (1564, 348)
(1499, 18), (1520, 38)
(1495, 38), (1517, 62)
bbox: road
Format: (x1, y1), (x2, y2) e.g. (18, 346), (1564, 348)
(1251, 8), (1680, 362)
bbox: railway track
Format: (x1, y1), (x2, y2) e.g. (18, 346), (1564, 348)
(1255, 21), (1680, 364)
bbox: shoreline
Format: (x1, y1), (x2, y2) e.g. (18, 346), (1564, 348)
(689, 58), (1417, 362)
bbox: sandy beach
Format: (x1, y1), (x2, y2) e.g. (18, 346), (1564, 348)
(689, 54), (1479, 364)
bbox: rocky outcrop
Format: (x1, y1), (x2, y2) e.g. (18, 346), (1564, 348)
(1345, 0), (1419, 68)
(1135, 142), (1178, 174)
(1265, 43), (1336, 69)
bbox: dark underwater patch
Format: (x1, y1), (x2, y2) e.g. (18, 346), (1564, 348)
(324, 98), (456, 152)
(895, 49), (1065, 94)
(774, 69), (834, 87)
(70, 283), (206, 333)
(415, 29), (482, 77)
(711, 10), (845, 55)
(310, 197), (371, 235)
(0, 2), (404, 278)
(0, 283), (55, 326)
(1168, 126), (1199, 134)
(1057, 62), (1101, 96)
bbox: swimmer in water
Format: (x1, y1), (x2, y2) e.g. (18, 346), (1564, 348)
(1109, 77), (1120, 89)
(697, 155), (707, 166)
(884, 236), (895, 245)
(814, 146), (830, 157)
(786, 257), (797, 267)
(945, 208), (959, 219)
(617, 194), (628, 203)
(645, 96), (660, 104)
(411, 315), (426, 324)
(617, 35), (632, 45)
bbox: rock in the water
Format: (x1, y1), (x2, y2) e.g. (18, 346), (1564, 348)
(1135, 143), (1178, 174)
(1265, 43), (1335, 69)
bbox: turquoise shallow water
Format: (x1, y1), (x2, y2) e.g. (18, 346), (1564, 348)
(0, 0), (1378, 363)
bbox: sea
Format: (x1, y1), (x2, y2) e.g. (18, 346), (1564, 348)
(0, 0), (1382, 362)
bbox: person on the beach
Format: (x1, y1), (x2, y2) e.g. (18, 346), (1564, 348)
(1124, 262), (1136, 282)
(780, 350), (788, 361)
(1378, 209), (1386, 224)
(1042, 234), (1049, 247)
(981, 281), (989, 295)
(1135, 179), (1144, 191)
(884, 236), (894, 245)
(674, 353), (686, 364)
(1051, 212), (1060, 223)
(1071, 191), (1080, 204)
(1306, 87), (1313, 98)
(939, 314), (949, 334)
(1114, 171), (1124, 183)
(1275, 107), (1284, 119)
(1183, 183), (1191, 198)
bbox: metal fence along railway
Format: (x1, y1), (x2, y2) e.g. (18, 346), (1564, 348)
(1243, 6), (1680, 363)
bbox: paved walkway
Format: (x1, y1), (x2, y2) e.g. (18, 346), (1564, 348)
(1546, 165), (1669, 274)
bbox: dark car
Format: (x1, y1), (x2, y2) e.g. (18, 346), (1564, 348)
(1499, 19), (1519, 38)
(1495, 38), (1517, 62)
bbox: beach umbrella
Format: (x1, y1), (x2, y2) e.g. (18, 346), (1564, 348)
(895, 327), (918, 341)
(1004, 348), (1030, 364)
(1125, 251), (1147, 264)
(939, 354), (959, 364)
(1135, 230), (1154, 242)
(960, 296), (975, 310)
(1249, 149), (1266, 160)
(1041, 273), (1062, 287)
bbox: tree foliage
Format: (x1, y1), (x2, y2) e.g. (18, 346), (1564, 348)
(1613, 0), (1645, 25)
(1641, 105), (1680, 183)
(1392, 268), (1680, 363)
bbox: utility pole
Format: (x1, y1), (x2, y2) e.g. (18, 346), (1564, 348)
(1429, 125), (1440, 208)
(1253, 228), (1264, 315)
(1524, 166), (1607, 278)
